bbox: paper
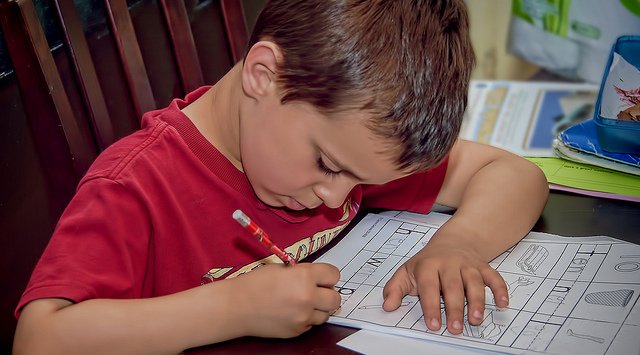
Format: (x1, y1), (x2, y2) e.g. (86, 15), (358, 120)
(316, 211), (640, 355)
(462, 81), (598, 157)
(338, 329), (498, 355)
(601, 52), (640, 121)
(548, 184), (640, 203)
(526, 157), (640, 197)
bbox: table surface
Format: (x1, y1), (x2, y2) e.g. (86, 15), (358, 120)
(186, 191), (640, 354)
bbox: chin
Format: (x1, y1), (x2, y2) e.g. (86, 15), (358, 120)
(254, 189), (310, 211)
(254, 190), (286, 208)
(260, 197), (285, 209)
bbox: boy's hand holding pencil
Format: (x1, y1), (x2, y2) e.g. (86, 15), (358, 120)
(230, 209), (341, 337)
(225, 262), (341, 338)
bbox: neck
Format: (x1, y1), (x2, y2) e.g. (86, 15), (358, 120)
(182, 63), (244, 170)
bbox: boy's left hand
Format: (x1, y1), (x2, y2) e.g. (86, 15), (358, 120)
(382, 239), (509, 335)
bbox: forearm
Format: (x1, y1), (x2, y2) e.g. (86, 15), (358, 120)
(432, 155), (548, 261)
(14, 281), (246, 355)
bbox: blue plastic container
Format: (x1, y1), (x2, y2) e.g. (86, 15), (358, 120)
(593, 35), (640, 155)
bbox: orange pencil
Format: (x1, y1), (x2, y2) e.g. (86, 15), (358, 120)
(233, 209), (297, 265)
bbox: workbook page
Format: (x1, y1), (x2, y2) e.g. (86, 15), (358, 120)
(315, 212), (640, 354)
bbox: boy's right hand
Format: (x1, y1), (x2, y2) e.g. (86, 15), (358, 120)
(13, 263), (340, 353)
(229, 262), (341, 338)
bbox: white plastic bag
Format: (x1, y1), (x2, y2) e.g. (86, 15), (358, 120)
(508, 0), (640, 83)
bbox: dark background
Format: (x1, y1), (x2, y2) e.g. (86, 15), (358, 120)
(0, 1), (266, 352)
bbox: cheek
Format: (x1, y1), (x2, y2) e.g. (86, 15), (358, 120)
(241, 139), (310, 194)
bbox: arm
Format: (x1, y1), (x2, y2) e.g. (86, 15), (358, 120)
(14, 263), (341, 355)
(383, 139), (548, 333)
(434, 139), (548, 261)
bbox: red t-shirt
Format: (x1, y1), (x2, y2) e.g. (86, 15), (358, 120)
(16, 87), (448, 316)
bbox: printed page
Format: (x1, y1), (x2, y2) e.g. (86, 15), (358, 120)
(337, 329), (498, 355)
(315, 212), (640, 355)
(461, 81), (598, 157)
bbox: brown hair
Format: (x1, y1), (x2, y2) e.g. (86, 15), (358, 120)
(247, 0), (475, 170)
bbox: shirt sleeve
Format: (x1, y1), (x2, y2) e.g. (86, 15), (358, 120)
(16, 178), (151, 317)
(361, 156), (449, 213)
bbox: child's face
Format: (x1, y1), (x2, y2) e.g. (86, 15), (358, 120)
(240, 100), (408, 211)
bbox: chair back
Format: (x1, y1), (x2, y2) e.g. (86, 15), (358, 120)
(0, 0), (263, 351)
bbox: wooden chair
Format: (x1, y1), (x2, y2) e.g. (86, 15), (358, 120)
(0, 0), (255, 213)
(0, 0), (97, 214)
(0, 0), (261, 352)
(0, 1), (96, 352)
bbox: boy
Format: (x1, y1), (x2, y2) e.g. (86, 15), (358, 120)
(13, 0), (548, 354)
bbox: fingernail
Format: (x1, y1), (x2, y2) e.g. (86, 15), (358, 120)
(453, 320), (462, 330)
(473, 309), (483, 319)
(429, 318), (440, 329)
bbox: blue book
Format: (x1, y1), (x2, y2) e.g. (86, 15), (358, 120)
(559, 119), (640, 168)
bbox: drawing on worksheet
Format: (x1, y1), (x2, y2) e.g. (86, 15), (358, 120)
(315, 212), (640, 355)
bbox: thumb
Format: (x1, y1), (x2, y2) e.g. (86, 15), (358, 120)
(382, 268), (413, 312)
(382, 285), (404, 312)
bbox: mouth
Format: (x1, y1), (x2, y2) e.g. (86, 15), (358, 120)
(284, 197), (308, 211)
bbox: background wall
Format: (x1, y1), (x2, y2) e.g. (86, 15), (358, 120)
(466, 0), (540, 80)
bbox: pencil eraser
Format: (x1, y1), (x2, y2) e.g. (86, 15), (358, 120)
(232, 209), (250, 227)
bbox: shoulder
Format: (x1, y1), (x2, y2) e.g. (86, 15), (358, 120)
(360, 158), (448, 212)
(81, 112), (188, 185)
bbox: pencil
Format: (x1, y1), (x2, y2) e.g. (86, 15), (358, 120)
(232, 209), (297, 265)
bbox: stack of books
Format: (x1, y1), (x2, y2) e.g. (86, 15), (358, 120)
(554, 119), (639, 176)
(545, 36), (640, 201)
(461, 80), (640, 202)
(533, 118), (640, 202)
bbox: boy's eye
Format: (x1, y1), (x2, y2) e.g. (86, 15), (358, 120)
(317, 157), (340, 176)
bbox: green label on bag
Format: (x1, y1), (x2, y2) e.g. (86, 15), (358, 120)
(571, 21), (601, 39)
(512, 0), (572, 37)
(621, 0), (640, 17)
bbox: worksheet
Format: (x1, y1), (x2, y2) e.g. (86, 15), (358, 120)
(315, 212), (640, 354)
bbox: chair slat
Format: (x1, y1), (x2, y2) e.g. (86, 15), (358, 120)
(54, 0), (116, 150)
(220, 0), (248, 64)
(0, 0), (96, 178)
(102, 0), (156, 118)
(159, 0), (205, 92)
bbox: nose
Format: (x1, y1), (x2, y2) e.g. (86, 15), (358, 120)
(313, 179), (356, 209)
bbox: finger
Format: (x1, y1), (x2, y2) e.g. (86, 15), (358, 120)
(415, 269), (443, 331)
(382, 267), (413, 312)
(310, 263), (341, 288)
(314, 286), (342, 312)
(439, 268), (465, 335)
(482, 268), (509, 308)
(382, 284), (404, 312)
(461, 268), (486, 325)
(308, 309), (332, 326)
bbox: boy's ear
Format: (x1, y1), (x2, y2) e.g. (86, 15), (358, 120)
(242, 41), (282, 100)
